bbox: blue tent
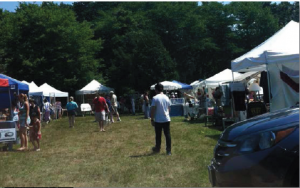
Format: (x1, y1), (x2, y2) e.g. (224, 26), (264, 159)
(0, 74), (29, 109)
(172, 80), (193, 89)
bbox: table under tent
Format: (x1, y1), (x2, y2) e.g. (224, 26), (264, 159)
(0, 74), (29, 151)
(75, 80), (114, 116)
(150, 80), (193, 117)
(189, 69), (243, 125)
(231, 20), (299, 115)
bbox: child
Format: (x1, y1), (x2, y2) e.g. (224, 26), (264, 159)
(29, 114), (41, 151)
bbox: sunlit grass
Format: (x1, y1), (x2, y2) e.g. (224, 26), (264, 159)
(0, 113), (222, 187)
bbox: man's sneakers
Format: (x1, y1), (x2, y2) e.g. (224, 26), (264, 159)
(152, 147), (172, 155)
(117, 118), (121, 122)
(152, 147), (160, 153)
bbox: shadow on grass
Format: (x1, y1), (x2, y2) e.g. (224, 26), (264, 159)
(135, 117), (149, 120)
(129, 152), (159, 158)
(205, 134), (221, 141)
(183, 119), (205, 124)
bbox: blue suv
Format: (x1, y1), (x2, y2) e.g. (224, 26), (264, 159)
(208, 106), (299, 187)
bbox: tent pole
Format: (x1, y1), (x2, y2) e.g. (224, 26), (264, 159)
(231, 70), (235, 120)
(205, 80), (208, 116)
(264, 51), (272, 112)
(8, 87), (12, 120)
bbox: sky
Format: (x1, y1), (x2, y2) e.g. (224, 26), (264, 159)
(0, 1), (294, 12)
(0, 1), (74, 12)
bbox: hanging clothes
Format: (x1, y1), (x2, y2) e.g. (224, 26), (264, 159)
(230, 83), (246, 111)
(220, 84), (230, 106)
(260, 71), (272, 103)
(232, 91), (246, 111)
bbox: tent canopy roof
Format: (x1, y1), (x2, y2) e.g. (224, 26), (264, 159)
(232, 20), (299, 72)
(76, 79), (114, 95)
(150, 81), (181, 90)
(0, 74), (29, 91)
(22, 81), (41, 92)
(172, 80), (193, 89)
(205, 69), (242, 87)
(35, 83), (68, 97)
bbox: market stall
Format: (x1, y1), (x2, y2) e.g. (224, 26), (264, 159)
(231, 20), (299, 112)
(0, 75), (29, 151)
(75, 80), (114, 115)
(35, 83), (69, 119)
(150, 81), (196, 117)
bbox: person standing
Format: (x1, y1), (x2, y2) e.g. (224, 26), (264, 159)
(93, 93), (109, 132)
(29, 114), (41, 151)
(105, 95), (114, 123)
(110, 91), (121, 122)
(43, 99), (51, 124)
(150, 83), (172, 155)
(55, 99), (62, 119)
(11, 101), (20, 129)
(144, 92), (150, 119)
(29, 98), (41, 122)
(18, 93), (30, 151)
(131, 95), (135, 115)
(66, 96), (78, 128)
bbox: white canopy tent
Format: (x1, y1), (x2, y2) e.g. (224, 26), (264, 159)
(75, 80), (114, 104)
(37, 83), (69, 97)
(22, 81), (43, 96)
(150, 81), (182, 90)
(231, 20), (299, 111)
(75, 80), (114, 95)
(205, 69), (242, 87)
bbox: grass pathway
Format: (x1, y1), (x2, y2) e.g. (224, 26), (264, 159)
(0, 114), (222, 187)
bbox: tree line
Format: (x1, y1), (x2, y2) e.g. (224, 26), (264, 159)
(0, 2), (298, 96)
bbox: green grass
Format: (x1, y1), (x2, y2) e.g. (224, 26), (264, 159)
(0, 114), (222, 187)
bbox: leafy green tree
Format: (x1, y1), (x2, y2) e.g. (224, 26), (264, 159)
(226, 2), (279, 58)
(94, 6), (177, 93)
(0, 2), (102, 94)
(264, 2), (299, 27)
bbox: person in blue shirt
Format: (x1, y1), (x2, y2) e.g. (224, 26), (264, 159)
(66, 96), (78, 128)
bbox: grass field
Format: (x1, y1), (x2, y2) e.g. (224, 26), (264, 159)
(0, 113), (222, 187)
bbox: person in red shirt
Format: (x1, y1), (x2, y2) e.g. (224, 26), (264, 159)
(93, 93), (109, 132)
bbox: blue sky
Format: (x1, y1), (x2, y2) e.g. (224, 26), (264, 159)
(0, 1), (74, 12)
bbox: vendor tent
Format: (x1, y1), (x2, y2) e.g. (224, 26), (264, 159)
(232, 20), (299, 72)
(98, 85), (114, 93)
(21, 81), (43, 95)
(150, 81), (182, 90)
(75, 80), (114, 95)
(37, 83), (69, 97)
(172, 80), (193, 90)
(231, 20), (299, 111)
(0, 74), (29, 109)
(205, 69), (242, 87)
(0, 74), (29, 93)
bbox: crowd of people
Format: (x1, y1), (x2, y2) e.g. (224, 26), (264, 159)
(6, 83), (174, 156)
(11, 94), (42, 151)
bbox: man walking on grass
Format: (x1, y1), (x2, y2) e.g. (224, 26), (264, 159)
(150, 83), (172, 155)
(93, 93), (109, 132)
(110, 91), (121, 122)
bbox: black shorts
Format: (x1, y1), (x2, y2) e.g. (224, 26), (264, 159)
(68, 110), (76, 116)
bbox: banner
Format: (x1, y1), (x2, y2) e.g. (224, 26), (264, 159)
(0, 128), (16, 142)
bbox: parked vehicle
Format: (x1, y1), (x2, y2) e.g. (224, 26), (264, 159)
(208, 106), (299, 187)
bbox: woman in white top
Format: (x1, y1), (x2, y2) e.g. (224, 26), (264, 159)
(43, 99), (51, 124)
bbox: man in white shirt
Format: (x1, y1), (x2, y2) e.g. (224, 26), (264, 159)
(110, 91), (121, 122)
(150, 83), (172, 155)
